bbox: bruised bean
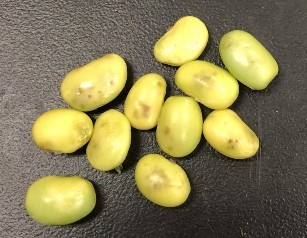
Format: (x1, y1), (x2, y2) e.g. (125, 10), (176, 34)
(61, 53), (127, 111)
(175, 60), (239, 109)
(124, 73), (166, 130)
(134, 154), (190, 207)
(203, 109), (259, 159)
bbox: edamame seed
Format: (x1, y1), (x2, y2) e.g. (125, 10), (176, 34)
(86, 109), (131, 172)
(203, 109), (259, 159)
(134, 154), (190, 207)
(219, 30), (279, 90)
(156, 96), (203, 157)
(32, 108), (93, 153)
(124, 73), (167, 130)
(25, 176), (96, 225)
(154, 16), (209, 66)
(61, 53), (127, 111)
(175, 60), (239, 109)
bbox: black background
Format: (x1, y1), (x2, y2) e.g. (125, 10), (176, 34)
(1, 0), (307, 237)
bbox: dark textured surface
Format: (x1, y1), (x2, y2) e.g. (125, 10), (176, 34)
(1, 0), (307, 237)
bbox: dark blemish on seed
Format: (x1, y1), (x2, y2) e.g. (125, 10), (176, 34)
(157, 80), (162, 87)
(168, 146), (173, 151)
(99, 122), (106, 128)
(91, 141), (100, 150)
(164, 126), (170, 135)
(98, 90), (102, 94)
(78, 87), (85, 94)
(139, 102), (151, 117)
(88, 94), (92, 98)
(225, 42), (232, 49)
(224, 39), (233, 49)
(227, 138), (239, 149)
(108, 79), (114, 86)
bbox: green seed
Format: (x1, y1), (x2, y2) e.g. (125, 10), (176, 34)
(25, 176), (96, 225)
(219, 30), (279, 90)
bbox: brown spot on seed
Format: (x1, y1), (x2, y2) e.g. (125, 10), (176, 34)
(108, 79), (114, 86)
(224, 40), (232, 49)
(227, 138), (239, 149)
(157, 80), (162, 87)
(78, 87), (85, 94)
(139, 102), (151, 118)
(164, 126), (170, 135)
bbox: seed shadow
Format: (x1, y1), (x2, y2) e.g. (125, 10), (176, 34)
(66, 144), (87, 157)
(199, 35), (213, 60)
(121, 128), (142, 171)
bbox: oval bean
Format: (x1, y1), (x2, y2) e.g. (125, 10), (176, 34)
(203, 109), (259, 159)
(175, 60), (239, 109)
(124, 73), (167, 130)
(134, 154), (190, 207)
(156, 96), (203, 157)
(219, 30), (279, 90)
(32, 108), (93, 153)
(154, 16), (209, 66)
(86, 109), (131, 172)
(61, 53), (127, 111)
(25, 176), (96, 225)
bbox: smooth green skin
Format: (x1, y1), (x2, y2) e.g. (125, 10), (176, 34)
(156, 96), (203, 157)
(86, 109), (131, 172)
(135, 154), (190, 207)
(175, 60), (239, 109)
(25, 176), (96, 225)
(203, 109), (259, 159)
(61, 53), (127, 111)
(124, 73), (167, 130)
(219, 30), (279, 90)
(154, 16), (209, 66)
(32, 108), (93, 153)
